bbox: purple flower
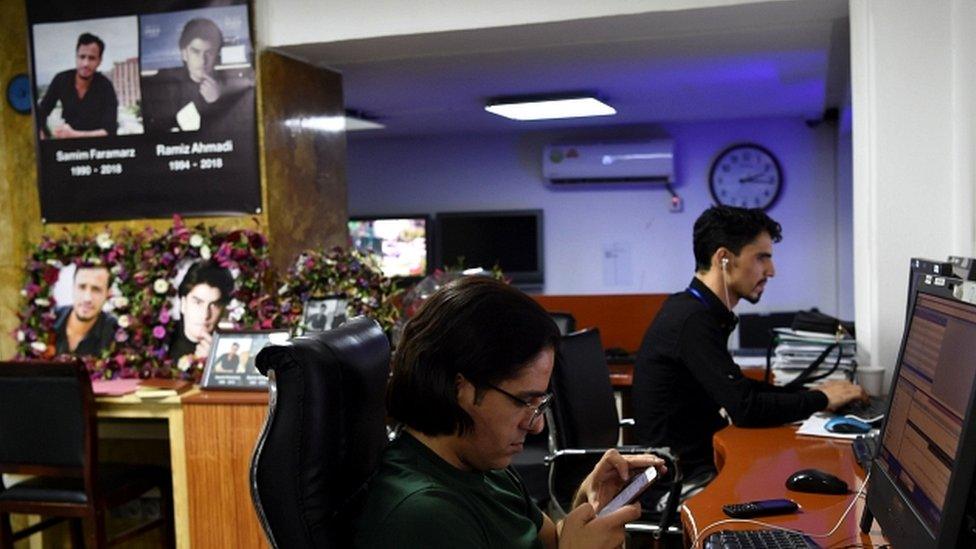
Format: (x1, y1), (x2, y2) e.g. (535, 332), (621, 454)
(159, 309), (171, 323)
(152, 325), (167, 339)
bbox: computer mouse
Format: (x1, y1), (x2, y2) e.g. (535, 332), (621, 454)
(785, 468), (849, 494)
(825, 416), (873, 434)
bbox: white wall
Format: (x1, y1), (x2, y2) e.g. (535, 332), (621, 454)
(255, 0), (767, 47)
(850, 0), (976, 382)
(348, 116), (846, 316)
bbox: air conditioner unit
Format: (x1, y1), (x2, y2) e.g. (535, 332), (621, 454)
(542, 140), (674, 184)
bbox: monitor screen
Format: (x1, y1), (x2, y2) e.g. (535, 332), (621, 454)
(867, 276), (976, 547)
(347, 216), (430, 278)
(435, 210), (543, 287)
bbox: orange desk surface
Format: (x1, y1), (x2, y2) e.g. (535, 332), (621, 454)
(681, 425), (887, 548)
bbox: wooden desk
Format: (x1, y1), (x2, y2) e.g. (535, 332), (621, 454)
(182, 390), (269, 548)
(681, 425), (887, 548)
(96, 388), (271, 549)
(96, 388), (197, 549)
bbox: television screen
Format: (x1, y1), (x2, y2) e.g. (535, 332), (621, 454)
(348, 216), (430, 278)
(435, 210), (543, 287)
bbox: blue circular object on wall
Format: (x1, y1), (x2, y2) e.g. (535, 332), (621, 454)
(6, 73), (31, 114)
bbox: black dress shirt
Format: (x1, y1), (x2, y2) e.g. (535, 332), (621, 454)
(37, 70), (118, 137)
(53, 306), (118, 356)
(632, 278), (828, 472)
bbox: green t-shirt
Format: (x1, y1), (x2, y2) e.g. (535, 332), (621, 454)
(353, 431), (545, 548)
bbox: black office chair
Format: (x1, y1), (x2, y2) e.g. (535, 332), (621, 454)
(250, 316), (391, 549)
(0, 360), (173, 548)
(548, 312), (577, 336)
(547, 328), (685, 542)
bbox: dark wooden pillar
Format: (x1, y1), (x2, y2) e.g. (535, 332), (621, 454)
(259, 51), (348, 272)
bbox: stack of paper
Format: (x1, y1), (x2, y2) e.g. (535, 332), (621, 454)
(770, 328), (856, 386)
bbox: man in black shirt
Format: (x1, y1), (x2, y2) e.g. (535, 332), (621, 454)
(168, 260), (234, 364)
(213, 342), (241, 373)
(53, 264), (118, 356)
(142, 18), (252, 134)
(632, 206), (865, 478)
(37, 33), (117, 139)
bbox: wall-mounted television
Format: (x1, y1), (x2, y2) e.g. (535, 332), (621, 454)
(347, 215), (431, 279)
(435, 209), (544, 288)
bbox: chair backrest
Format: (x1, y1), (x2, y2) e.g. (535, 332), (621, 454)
(0, 360), (94, 477)
(548, 312), (577, 336)
(550, 328), (620, 450)
(250, 317), (391, 549)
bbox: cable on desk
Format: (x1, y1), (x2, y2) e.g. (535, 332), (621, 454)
(690, 470), (872, 548)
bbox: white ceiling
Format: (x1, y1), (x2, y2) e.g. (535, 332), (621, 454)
(273, 0), (849, 138)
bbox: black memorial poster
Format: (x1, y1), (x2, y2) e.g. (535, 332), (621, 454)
(27, 0), (260, 222)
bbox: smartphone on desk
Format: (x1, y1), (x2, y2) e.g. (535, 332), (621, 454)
(597, 467), (658, 517)
(722, 498), (799, 518)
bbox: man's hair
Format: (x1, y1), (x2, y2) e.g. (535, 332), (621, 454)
(387, 276), (560, 437)
(74, 263), (112, 286)
(178, 260), (234, 304)
(179, 18), (223, 51)
(76, 33), (105, 57)
(693, 206), (782, 272)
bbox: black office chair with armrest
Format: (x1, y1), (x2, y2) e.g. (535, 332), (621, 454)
(548, 312), (577, 336)
(0, 360), (173, 548)
(249, 316), (391, 549)
(546, 328), (688, 543)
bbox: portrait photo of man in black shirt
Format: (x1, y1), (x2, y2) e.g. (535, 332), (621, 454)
(53, 264), (118, 356)
(213, 341), (242, 373)
(36, 33), (118, 139)
(142, 16), (253, 134)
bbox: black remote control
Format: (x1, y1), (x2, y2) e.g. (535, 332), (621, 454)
(722, 498), (799, 518)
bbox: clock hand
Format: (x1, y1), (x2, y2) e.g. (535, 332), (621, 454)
(739, 165), (771, 183)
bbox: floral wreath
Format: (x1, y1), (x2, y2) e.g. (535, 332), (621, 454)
(125, 216), (276, 379)
(277, 246), (400, 334)
(15, 217), (275, 380)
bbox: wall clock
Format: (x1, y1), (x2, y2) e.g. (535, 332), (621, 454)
(6, 73), (31, 115)
(708, 143), (783, 210)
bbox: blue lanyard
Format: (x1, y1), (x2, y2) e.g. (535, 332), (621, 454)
(687, 286), (708, 305)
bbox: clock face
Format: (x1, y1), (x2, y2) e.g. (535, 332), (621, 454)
(708, 144), (783, 210)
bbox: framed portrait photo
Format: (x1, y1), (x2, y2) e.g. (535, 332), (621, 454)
(200, 329), (289, 390)
(301, 295), (349, 334)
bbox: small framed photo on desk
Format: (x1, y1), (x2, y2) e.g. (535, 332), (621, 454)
(201, 330), (290, 390)
(301, 295), (348, 333)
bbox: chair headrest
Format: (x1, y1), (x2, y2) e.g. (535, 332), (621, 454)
(251, 317), (391, 548)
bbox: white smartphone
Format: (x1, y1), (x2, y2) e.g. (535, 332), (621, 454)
(597, 467), (659, 517)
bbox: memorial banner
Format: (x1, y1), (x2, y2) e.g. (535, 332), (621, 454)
(27, 0), (260, 222)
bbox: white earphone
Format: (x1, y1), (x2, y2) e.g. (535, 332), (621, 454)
(720, 257), (732, 309)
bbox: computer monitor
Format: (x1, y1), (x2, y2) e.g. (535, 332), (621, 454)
(435, 209), (544, 288)
(864, 275), (976, 547)
(907, 258), (956, 323)
(347, 215), (431, 279)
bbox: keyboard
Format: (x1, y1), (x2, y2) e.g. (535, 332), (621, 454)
(837, 395), (887, 423)
(852, 434), (879, 471)
(704, 529), (820, 548)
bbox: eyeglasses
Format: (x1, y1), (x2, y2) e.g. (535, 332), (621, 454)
(483, 382), (553, 427)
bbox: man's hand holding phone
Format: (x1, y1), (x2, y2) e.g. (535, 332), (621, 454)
(597, 467), (659, 517)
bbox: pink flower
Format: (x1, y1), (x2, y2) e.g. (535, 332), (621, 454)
(152, 325), (167, 339)
(159, 309), (171, 323)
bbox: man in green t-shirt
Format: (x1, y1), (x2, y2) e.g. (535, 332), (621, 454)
(354, 277), (665, 548)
